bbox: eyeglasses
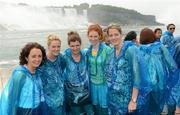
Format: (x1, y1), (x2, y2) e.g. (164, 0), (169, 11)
(169, 27), (175, 30)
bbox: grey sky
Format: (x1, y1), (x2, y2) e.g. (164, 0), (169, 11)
(0, 0), (180, 25)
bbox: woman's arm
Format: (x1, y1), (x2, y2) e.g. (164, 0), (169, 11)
(128, 87), (138, 112)
(7, 71), (26, 115)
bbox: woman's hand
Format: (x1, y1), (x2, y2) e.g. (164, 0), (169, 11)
(128, 100), (137, 113)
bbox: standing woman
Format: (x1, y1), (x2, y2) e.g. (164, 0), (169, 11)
(40, 34), (65, 115)
(63, 31), (94, 115)
(168, 35), (180, 115)
(138, 28), (177, 115)
(105, 24), (141, 115)
(87, 24), (111, 115)
(0, 42), (46, 115)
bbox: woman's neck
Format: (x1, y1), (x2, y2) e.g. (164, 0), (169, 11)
(92, 42), (100, 50)
(72, 53), (80, 62)
(47, 52), (56, 61)
(115, 43), (123, 57)
(25, 64), (35, 74)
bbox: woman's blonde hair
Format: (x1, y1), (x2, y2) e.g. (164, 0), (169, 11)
(47, 34), (61, 46)
(107, 23), (122, 35)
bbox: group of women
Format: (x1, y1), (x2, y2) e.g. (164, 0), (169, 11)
(0, 23), (179, 115)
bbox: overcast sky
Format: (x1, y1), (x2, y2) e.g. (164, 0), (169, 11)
(0, 0), (180, 25)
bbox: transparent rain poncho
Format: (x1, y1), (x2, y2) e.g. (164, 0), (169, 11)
(0, 66), (47, 115)
(104, 41), (142, 114)
(40, 53), (65, 115)
(138, 41), (177, 113)
(63, 49), (90, 105)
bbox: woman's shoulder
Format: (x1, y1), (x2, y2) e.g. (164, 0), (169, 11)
(139, 42), (161, 51)
(13, 66), (27, 75)
(80, 49), (87, 56)
(9, 66), (28, 83)
(101, 42), (111, 48)
(100, 43), (112, 54)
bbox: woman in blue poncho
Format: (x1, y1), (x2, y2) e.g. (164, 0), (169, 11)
(124, 30), (153, 114)
(124, 30), (138, 45)
(168, 35), (180, 114)
(87, 24), (111, 115)
(174, 36), (180, 67)
(105, 24), (142, 115)
(0, 42), (47, 115)
(138, 28), (177, 115)
(63, 31), (94, 115)
(40, 34), (65, 115)
(169, 69), (180, 115)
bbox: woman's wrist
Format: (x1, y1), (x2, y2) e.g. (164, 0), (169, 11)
(131, 98), (137, 103)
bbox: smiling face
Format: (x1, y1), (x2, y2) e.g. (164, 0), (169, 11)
(88, 30), (100, 46)
(108, 28), (123, 47)
(26, 48), (42, 69)
(69, 40), (81, 55)
(48, 40), (61, 56)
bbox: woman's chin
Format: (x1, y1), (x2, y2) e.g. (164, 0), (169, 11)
(53, 52), (59, 56)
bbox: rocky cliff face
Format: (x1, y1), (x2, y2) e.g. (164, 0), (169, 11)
(74, 3), (162, 26)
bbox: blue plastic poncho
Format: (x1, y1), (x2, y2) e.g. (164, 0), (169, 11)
(0, 65), (45, 115)
(87, 43), (111, 85)
(104, 41), (141, 114)
(138, 41), (177, 113)
(87, 43), (111, 108)
(40, 53), (65, 114)
(169, 69), (180, 107)
(168, 36), (180, 107)
(63, 48), (90, 105)
(174, 36), (180, 68)
(161, 31), (176, 56)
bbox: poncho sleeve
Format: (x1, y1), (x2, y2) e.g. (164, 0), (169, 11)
(125, 46), (141, 89)
(0, 70), (26, 115)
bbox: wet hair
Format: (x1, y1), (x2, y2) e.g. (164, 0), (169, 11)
(67, 31), (81, 45)
(167, 23), (175, 30)
(154, 28), (162, 34)
(87, 24), (104, 41)
(103, 28), (108, 40)
(107, 23), (122, 35)
(103, 27), (108, 34)
(19, 42), (46, 66)
(140, 28), (156, 44)
(47, 34), (61, 46)
(124, 31), (137, 41)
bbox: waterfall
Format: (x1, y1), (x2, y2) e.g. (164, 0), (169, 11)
(0, 2), (88, 31)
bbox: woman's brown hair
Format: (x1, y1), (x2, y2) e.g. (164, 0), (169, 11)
(140, 28), (156, 44)
(67, 31), (81, 45)
(19, 42), (46, 66)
